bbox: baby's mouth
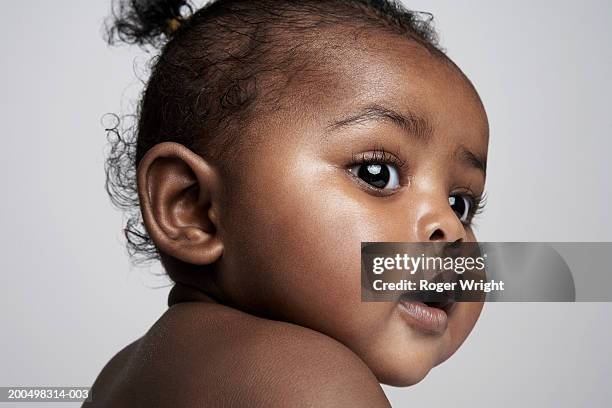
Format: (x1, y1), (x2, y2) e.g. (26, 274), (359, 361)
(397, 290), (456, 335)
(423, 298), (456, 313)
(399, 290), (456, 313)
(401, 265), (461, 313)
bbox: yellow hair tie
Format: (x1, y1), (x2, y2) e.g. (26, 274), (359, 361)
(165, 17), (183, 36)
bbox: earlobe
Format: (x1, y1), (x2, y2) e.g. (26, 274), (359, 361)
(137, 142), (224, 265)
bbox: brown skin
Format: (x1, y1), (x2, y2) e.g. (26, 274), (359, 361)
(87, 31), (488, 407)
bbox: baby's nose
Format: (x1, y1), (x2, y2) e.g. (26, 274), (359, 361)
(412, 195), (467, 243)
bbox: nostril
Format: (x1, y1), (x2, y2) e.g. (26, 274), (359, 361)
(429, 228), (445, 241)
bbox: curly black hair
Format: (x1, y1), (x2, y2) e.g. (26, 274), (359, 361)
(104, 0), (445, 264)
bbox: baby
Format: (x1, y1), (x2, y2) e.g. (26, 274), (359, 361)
(87, 0), (488, 406)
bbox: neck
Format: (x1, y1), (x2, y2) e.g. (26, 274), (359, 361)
(168, 281), (220, 307)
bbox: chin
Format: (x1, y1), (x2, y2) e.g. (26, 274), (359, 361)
(377, 365), (432, 387)
(369, 354), (436, 387)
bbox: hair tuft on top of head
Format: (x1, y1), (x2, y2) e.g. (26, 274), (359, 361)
(105, 0), (194, 48)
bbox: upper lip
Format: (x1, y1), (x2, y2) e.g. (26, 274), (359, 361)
(424, 298), (455, 313)
(399, 289), (456, 313)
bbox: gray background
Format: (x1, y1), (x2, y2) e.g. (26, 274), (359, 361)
(1, 0), (610, 407)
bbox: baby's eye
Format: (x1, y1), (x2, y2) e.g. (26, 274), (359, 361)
(349, 163), (400, 190)
(449, 195), (472, 223)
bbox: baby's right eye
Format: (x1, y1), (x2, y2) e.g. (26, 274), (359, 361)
(349, 163), (400, 190)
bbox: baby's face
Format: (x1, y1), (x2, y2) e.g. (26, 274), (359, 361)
(215, 33), (488, 386)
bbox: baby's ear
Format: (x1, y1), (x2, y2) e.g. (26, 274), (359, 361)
(137, 142), (223, 265)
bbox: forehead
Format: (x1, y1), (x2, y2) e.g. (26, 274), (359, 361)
(269, 30), (489, 153)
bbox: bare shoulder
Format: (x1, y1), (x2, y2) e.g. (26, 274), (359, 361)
(85, 302), (390, 407)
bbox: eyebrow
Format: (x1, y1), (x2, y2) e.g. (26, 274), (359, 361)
(325, 104), (434, 141)
(455, 145), (487, 174)
(326, 103), (487, 175)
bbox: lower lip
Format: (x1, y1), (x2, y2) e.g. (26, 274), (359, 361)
(397, 300), (449, 335)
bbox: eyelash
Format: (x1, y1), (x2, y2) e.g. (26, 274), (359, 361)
(350, 147), (408, 170)
(459, 191), (488, 227)
(347, 147), (488, 225)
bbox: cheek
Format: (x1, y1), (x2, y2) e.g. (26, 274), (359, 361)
(223, 153), (394, 336)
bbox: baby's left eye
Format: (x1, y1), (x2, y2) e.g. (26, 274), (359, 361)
(349, 163), (400, 190)
(449, 195), (472, 223)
